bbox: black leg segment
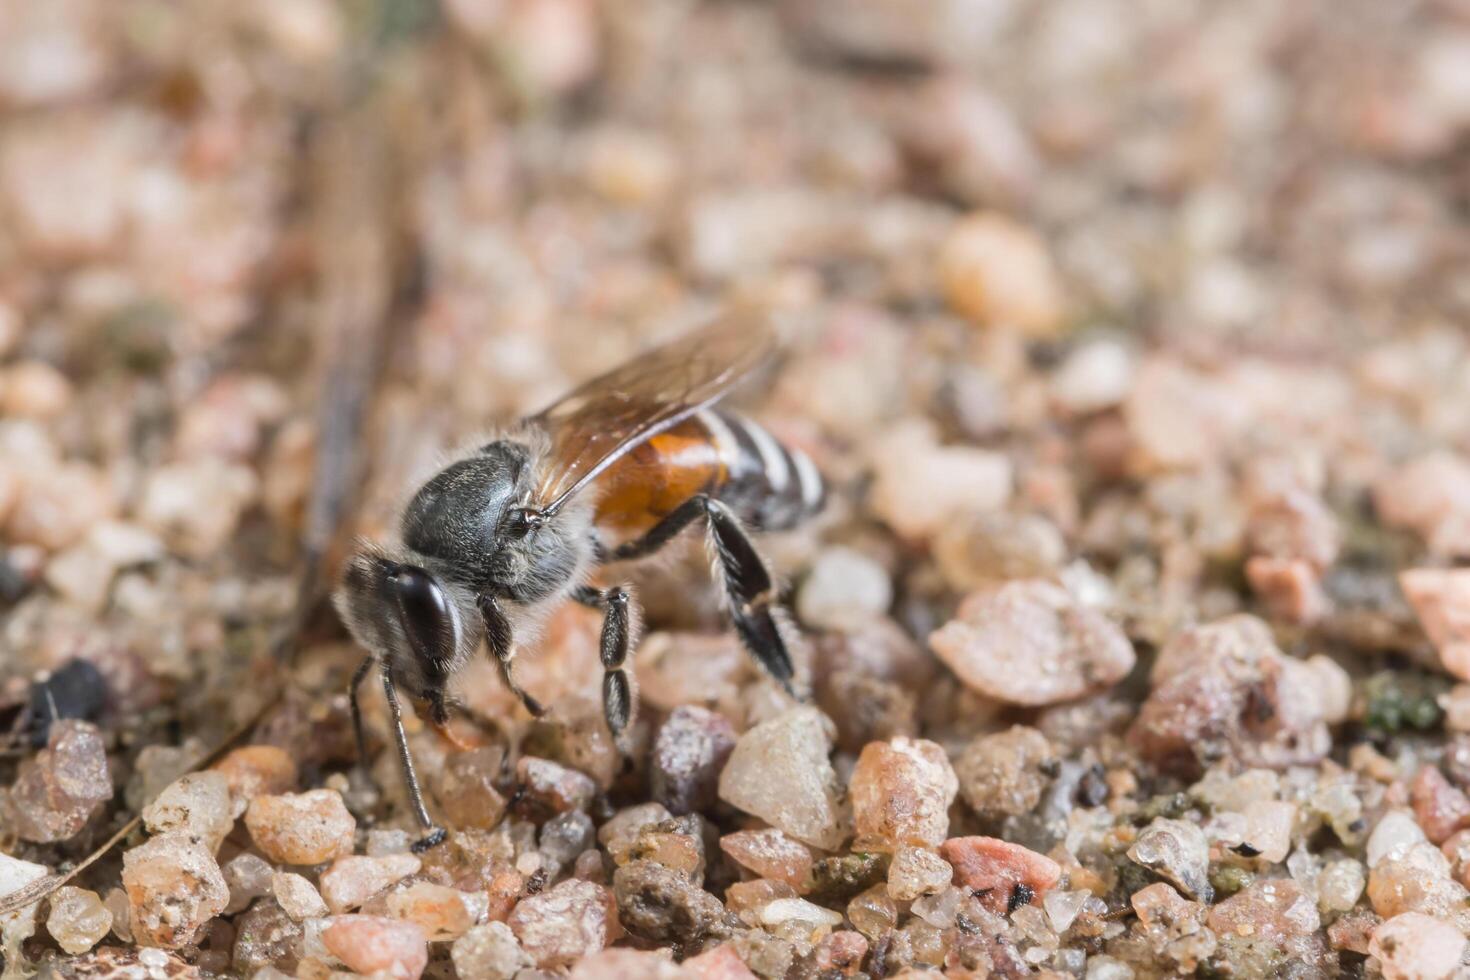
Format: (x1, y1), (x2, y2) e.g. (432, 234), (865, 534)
(599, 494), (799, 698)
(479, 593), (543, 717)
(606, 495), (707, 562)
(349, 654), (374, 771)
(703, 497), (798, 696)
(573, 583), (637, 739)
(378, 662), (446, 851)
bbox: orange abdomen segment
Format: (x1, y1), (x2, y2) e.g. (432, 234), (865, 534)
(593, 416), (727, 537)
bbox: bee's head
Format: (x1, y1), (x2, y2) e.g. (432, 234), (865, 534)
(333, 546), (477, 679)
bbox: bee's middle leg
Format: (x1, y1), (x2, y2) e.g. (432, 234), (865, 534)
(572, 584), (636, 739)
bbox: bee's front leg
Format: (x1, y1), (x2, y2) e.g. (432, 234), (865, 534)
(376, 663), (446, 851)
(478, 594), (544, 718)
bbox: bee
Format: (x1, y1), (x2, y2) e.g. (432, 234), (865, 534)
(334, 314), (826, 850)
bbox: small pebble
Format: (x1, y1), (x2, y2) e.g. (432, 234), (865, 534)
(758, 896), (843, 936)
(845, 884), (898, 939)
(1369, 809), (1429, 867)
(1128, 818), (1213, 902)
(244, 789), (356, 865)
(141, 772), (234, 853)
(1051, 340), (1134, 416)
(869, 428), (1012, 541)
(231, 899), (301, 974)
(322, 914), (428, 980)
(1374, 452), (1470, 557)
(886, 846), (952, 901)
(121, 831), (229, 948)
(684, 943), (760, 980)
(1411, 766), (1470, 844)
(929, 580), (1135, 706)
(0, 361), (72, 418)
(956, 725), (1056, 817)
(567, 948), (686, 979)
(1206, 878), (1319, 945)
(939, 211), (1063, 334)
(451, 921), (531, 980)
(541, 810), (597, 874)
(221, 853), (274, 915)
(796, 547), (893, 629)
(138, 459), (258, 559)
(509, 878), (619, 968)
(5, 719), (112, 843)
(272, 873), (328, 921)
(45, 886), (111, 955)
(437, 747), (509, 830)
(939, 836), (1062, 915)
(1401, 568), (1470, 681)
(598, 802), (673, 864)
(613, 860), (727, 951)
(849, 736), (958, 850)
(934, 512), (1067, 592)
(1369, 911), (1467, 980)
(651, 706), (737, 816)
(212, 745), (298, 817)
(319, 853), (422, 914)
(386, 881), (485, 940)
(718, 707), (849, 850)
(517, 756), (598, 814)
(1317, 859), (1366, 914)
(102, 888), (132, 942)
(719, 829), (813, 890)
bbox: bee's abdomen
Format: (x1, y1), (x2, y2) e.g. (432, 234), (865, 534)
(592, 410), (824, 542)
(701, 409), (825, 532)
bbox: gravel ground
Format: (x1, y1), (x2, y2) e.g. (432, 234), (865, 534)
(3, 1), (1470, 978)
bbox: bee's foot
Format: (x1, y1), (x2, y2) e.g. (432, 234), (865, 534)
(411, 827), (448, 852)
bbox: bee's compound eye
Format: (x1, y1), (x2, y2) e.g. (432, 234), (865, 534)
(390, 566), (455, 663)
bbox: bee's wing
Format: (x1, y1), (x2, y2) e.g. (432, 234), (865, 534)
(528, 312), (777, 516)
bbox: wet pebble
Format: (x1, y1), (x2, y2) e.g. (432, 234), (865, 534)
(1129, 818), (1212, 902)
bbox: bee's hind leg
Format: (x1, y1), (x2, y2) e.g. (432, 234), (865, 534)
(700, 498), (800, 699)
(571, 584), (636, 741)
(603, 495), (801, 699)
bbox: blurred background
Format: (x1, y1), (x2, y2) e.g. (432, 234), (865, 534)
(3, 0), (1470, 814)
(5, 2), (1470, 975)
